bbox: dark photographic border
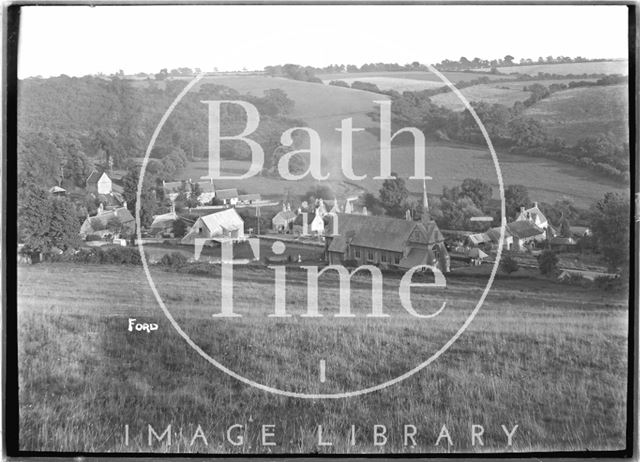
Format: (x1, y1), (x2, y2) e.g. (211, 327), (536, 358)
(2, 2), (637, 459)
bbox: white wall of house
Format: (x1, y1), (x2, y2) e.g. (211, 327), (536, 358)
(97, 173), (113, 195)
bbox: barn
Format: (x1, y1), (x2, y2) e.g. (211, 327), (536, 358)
(180, 208), (245, 245)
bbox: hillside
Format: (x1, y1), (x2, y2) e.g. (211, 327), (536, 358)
(492, 60), (628, 76)
(523, 84), (629, 144)
(429, 84), (531, 110)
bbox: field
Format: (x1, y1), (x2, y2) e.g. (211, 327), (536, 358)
(170, 76), (628, 207)
(17, 263), (629, 453)
(317, 70), (518, 83)
(523, 84), (629, 144)
(430, 85), (531, 111)
(487, 60), (628, 76)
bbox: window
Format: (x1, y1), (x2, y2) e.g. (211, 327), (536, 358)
(394, 255), (400, 265)
(354, 249), (361, 258)
(367, 250), (375, 261)
(381, 253), (387, 263)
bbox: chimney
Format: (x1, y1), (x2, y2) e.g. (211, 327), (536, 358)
(405, 209), (412, 221)
(520, 206), (525, 214)
(534, 201), (538, 208)
(123, 201), (127, 209)
(98, 203), (104, 214)
(362, 206), (368, 216)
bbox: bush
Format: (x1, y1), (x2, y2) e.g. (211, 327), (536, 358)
(538, 250), (559, 275)
(85, 234), (102, 241)
(500, 255), (519, 274)
(160, 252), (188, 267)
(594, 275), (625, 292)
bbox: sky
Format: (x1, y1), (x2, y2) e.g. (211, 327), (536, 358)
(17, 4), (629, 78)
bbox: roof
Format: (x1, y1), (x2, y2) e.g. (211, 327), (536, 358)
(272, 210), (297, 222)
(570, 226), (591, 236)
(150, 211), (178, 231)
(84, 207), (134, 230)
(467, 248), (488, 259)
(192, 180), (215, 193)
(199, 208), (244, 233)
(238, 193), (261, 202)
(467, 233), (491, 245)
(549, 236), (577, 246)
(486, 227), (512, 243)
(87, 171), (110, 186)
(507, 221), (544, 239)
(163, 181), (187, 193)
(49, 186), (66, 193)
(326, 214), (444, 254)
(216, 188), (238, 200)
(516, 204), (547, 223)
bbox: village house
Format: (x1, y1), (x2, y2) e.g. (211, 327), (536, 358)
(162, 178), (216, 205)
(162, 180), (185, 202)
(506, 220), (546, 251)
(272, 204), (297, 233)
(180, 208), (245, 245)
(515, 202), (549, 230)
(86, 170), (113, 195)
(79, 205), (135, 239)
(486, 226), (514, 251)
(293, 211), (326, 236)
(216, 188), (239, 206)
(192, 178), (216, 204)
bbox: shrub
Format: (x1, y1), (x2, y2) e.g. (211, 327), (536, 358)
(160, 252), (188, 267)
(85, 234), (102, 241)
(538, 250), (559, 275)
(500, 255), (519, 274)
(594, 275), (625, 292)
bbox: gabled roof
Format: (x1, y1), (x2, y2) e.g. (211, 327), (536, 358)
(199, 208), (244, 233)
(272, 210), (297, 222)
(467, 248), (488, 259)
(486, 227), (512, 243)
(216, 188), (238, 200)
(327, 214), (443, 254)
(193, 180), (215, 193)
(549, 236), (577, 246)
(87, 170), (110, 186)
(507, 220), (544, 239)
(294, 212), (316, 225)
(238, 193), (261, 202)
(516, 203), (547, 224)
(467, 233), (491, 245)
(163, 181), (188, 193)
(49, 186), (66, 193)
(84, 207), (134, 231)
(150, 211), (179, 232)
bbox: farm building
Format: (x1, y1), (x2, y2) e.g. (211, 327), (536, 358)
(467, 247), (489, 265)
(515, 202), (549, 229)
(162, 180), (186, 202)
(549, 236), (578, 251)
(192, 179), (216, 204)
(324, 213), (450, 272)
(86, 171), (113, 195)
(238, 193), (261, 205)
(149, 206), (180, 237)
(506, 220), (546, 250)
(79, 206), (135, 239)
(216, 188), (239, 205)
(486, 226), (514, 250)
(180, 208), (244, 245)
(465, 232), (492, 248)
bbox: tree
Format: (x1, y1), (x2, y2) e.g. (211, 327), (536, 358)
(18, 184), (80, 254)
(501, 255), (519, 274)
(122, 166), (157, 229)
(504, 184), (530, 220)
(459, 178), (493, 210)
(379, 174), (409, 217)
(589, 192), (630, 272)
(538, 250), (559, 275)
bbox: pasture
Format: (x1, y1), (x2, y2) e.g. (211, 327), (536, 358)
(17, 263), (628, 453)
(430, 85), (531, 111)
(523, 84), (629, 144)
(168, 75), (628, 206)
(317, 70), (517, 83)
(490, 60), (628, 76)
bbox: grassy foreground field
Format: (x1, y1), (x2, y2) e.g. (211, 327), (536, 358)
(17, 263), (628, 453)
